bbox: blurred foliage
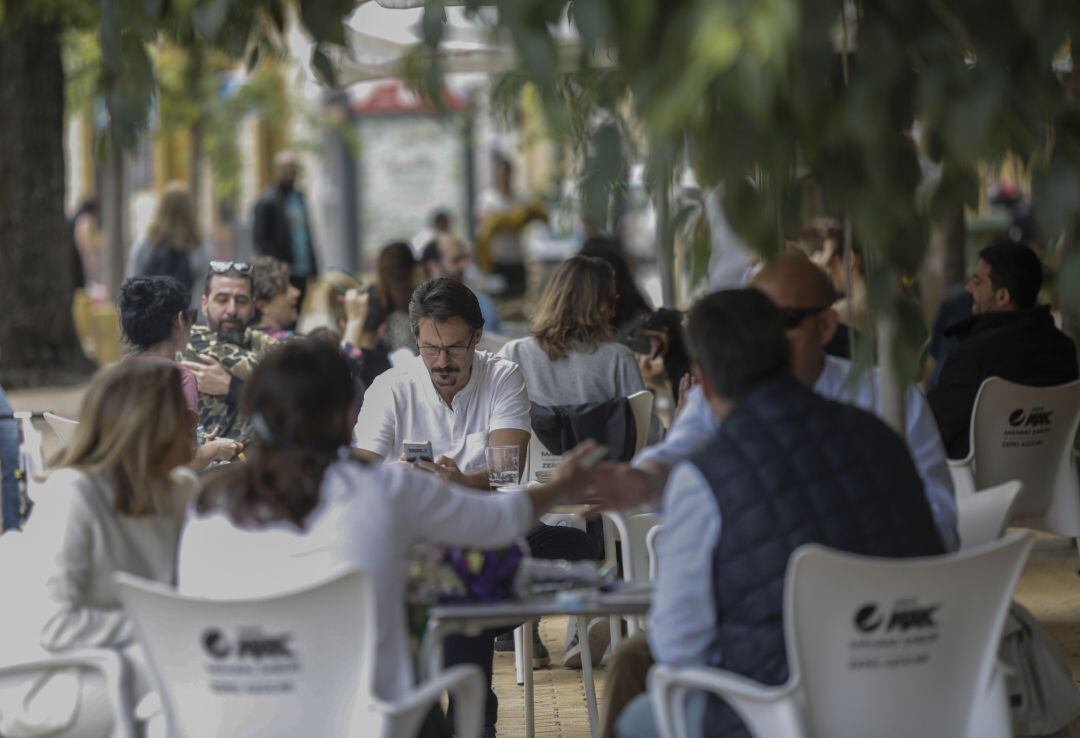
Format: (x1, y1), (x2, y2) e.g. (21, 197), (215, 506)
(408, 0), (1080, 385)
(5, 0), (357, 152)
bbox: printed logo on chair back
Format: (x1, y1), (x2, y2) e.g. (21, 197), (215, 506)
(1003, 406), (1055, 447)
(848, 598), (942, 669)
(199, 626), (301, 695)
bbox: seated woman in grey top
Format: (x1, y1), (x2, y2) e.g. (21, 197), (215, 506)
(497, 255), (661, 441)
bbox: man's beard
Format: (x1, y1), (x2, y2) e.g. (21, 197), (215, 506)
(431, 366), (460, 386)
(216, 325), (247, 345)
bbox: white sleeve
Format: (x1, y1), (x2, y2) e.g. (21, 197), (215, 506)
(352, 374), (398, 459)
(648, 462), (720, 666)
(489, 362), (532, 433)
(903, 384), (959, 551)
(32, 473), (135, 651)
(392, 465), (533, 547)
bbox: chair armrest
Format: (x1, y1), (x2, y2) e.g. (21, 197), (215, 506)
(648, 664), (805, 738)
(0, 649), (136, 738)
(967, 661), (1012, 738)
(376, 664), (484, 738)
(948, 459), (977, 498)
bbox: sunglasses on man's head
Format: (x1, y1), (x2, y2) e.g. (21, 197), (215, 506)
(208, 260), (252, 276)
(781, 305), (830, 330)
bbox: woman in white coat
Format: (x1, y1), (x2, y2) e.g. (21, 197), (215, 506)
(177, 340), (601, 736)
(0, 360), (198, 737)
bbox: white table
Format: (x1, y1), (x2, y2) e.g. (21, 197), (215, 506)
(422, 587), (652, 738)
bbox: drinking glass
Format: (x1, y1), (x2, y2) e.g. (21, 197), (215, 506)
(486, 445), (520, 489)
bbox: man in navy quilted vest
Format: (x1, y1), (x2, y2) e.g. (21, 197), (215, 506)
(612, 289), (945, 738)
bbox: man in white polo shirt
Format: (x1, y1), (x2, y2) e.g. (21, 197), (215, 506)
(353, 276), (528, 483)
(353, 277), (595, 738)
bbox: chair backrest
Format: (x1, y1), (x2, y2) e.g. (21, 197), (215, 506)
(957, 481), (1022, 549)
(528, 393), (649, 484)
(967, 378), (1080, 535)
(627, 390), (654, 453)
(15, 412), (45, 482)
(114, 570), (377, 738)
(43, 412), (79, 446)
(645, 524), (662, 580)
(602, 511), (660, 582)
(785, 533), (1032, 738)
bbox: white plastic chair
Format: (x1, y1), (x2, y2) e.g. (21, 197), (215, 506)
(113, 571), (484, 738)
(43, 412), (79, 446)
(650, 532), (1033, 738)
(602, 510), (660, 643)
(947, 379), (1080, 540)
(14, 412), (45, 483)
(627, 390), (654, 453)
(646, 523), (662, 580)
(0, 648), (136, 738)
(14, 411), (46, 508)
(956, 480), (1022, 549)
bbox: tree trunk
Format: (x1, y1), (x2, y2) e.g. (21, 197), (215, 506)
(0, 20), (95, 388)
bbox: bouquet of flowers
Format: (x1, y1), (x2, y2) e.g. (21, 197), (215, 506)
(404, 539), (529, 643)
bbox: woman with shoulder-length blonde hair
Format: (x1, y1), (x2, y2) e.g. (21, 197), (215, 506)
(497, 255), (662, 667)
(0, 360), (198, 738)
(126, 181), (209, 304)
(499, 256), (656, 410)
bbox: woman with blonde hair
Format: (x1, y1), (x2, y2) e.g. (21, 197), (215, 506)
(0, 360), (198, 737)
(498, 255), (654, 410)
(497, 255), (661, 667)
(126, 181), (209, 305)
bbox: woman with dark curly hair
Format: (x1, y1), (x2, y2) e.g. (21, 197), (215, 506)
(119, 275), (200, 414)
(119, 276), (241, 468)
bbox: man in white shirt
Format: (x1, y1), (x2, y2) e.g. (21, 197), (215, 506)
(352, 277), (595, 737)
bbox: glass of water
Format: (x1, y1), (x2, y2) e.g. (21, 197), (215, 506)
(486, 445), (520, 489)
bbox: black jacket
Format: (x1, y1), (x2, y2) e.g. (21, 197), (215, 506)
(928, 305), (1078, 459)
(529, 398), (637, 462)
(252, 184), (318, 274)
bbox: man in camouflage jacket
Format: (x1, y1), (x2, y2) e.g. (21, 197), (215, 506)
(180, 264), (280, 443)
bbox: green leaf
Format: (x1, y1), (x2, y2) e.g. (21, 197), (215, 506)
(1033, 153), (1080, 241)
(108, 34), (157, 149)
(100, 0), (121, 73)
(267, 0), (285, 34)
(246, 42), (260, 72)
(311, 45), (337, 87)
(192, 0), (230, 41)
(570, 0), (608, 49)
(421, 1), (446, 48)
(298, 0), (349, 46)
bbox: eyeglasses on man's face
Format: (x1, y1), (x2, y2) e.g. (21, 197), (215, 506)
(418, 336), (476, 359)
